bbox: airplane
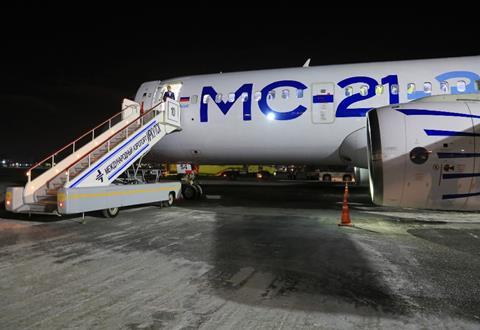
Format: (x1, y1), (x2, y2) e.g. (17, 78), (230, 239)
(134, 55), (480, 211)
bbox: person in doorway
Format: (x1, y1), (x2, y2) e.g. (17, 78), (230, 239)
(163, 85), (175, 101)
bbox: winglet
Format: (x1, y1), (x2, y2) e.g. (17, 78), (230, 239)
(302, 58), (311, 68)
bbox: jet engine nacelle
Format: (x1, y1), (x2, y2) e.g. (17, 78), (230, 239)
(366, 95), (480, 211)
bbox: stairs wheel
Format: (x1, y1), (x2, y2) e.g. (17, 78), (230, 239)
(102, 207), (119, 218)
(166, 192), (175, 206)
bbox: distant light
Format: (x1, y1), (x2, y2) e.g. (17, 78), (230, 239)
(267, 112), (276, 121)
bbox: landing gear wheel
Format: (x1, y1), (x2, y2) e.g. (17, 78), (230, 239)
(182, 184), (199, 200)
(102, 207), (119, 218)
(166, 192), (175, 206)
(193, 183), (203, 199)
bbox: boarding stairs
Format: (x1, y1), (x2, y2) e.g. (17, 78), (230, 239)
(11, 99), (181, 214)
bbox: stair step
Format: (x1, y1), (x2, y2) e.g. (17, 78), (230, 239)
(37, 199), (57, 205)
(37, 194), (56, 200)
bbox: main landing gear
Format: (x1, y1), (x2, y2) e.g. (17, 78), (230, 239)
(181, 172), (204, 200)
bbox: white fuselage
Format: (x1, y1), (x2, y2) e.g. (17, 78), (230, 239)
(135, 56), (480, 166)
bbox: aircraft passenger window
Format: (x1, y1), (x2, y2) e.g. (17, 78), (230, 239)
(202, 95), (210, 104)
(440, 81), (449, 94)
(254, 91), (262, 101)
(424, 82), (432, 94)
(215, 93), (223, 103)
(297, 89), (304, 98)
(390, 84), (399, 95)
(476, 80), (480, 91)
(359, 85), (369, 96)
(228, 93), (235, 102)
(457, 80), (466, 92)
(267, 91), (276, 100)
(282, 89), (290, 99)
(191, 95), (198, 104)
(345, 86), (353, 97)
(375, 85), (384, 95)
(407, 83), (416, 95)
(241, 92), (249, 102)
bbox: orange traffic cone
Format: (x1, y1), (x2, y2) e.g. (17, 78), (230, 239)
(339, 182), (353, 227)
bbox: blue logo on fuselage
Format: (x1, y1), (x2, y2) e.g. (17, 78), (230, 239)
(198, 70), (479, 122)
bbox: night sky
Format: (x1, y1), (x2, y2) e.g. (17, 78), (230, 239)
(1, 7), (479, 161)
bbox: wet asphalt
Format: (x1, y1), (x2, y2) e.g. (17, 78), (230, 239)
(1, 180), (480, 329)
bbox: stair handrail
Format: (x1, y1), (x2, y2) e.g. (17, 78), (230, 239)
(46, 101), (165, 187)
(27, 101), (160, 182)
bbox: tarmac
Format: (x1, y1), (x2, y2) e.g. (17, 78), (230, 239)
(1, 180), (480, 329)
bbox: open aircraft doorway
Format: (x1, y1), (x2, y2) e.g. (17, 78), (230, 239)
(155, 82), (183, 104)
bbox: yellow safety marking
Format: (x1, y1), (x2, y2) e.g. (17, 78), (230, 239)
(66, 186), (178, 200)
(5, 191), (12, 200)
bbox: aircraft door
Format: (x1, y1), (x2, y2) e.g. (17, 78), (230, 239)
(134, 81), (160, 110)
(311, 83), (335, 124)
(157, 82), (183, 104)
